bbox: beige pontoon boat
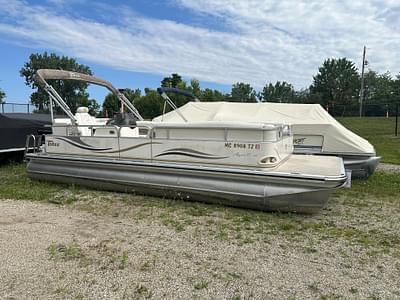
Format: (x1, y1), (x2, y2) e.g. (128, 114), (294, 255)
(153, 94), (380, 178)
(25, 69), (347, 213)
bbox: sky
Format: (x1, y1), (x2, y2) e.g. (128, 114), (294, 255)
(0, 0), (399, 106)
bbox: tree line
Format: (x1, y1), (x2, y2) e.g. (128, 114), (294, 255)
(16, 52), (400, 119)
(0, 89), (5, 104)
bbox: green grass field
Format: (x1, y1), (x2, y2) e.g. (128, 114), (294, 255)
(336, 117), (400, 164)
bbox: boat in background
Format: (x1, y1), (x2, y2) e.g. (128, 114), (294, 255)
(154, 88), (380, 178)
(25, 69), (347, 213)
(0, 113), (51, 163)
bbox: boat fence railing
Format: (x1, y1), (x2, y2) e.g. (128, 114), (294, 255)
(1, 102), (34, 113)
(51, 124), (153, 138)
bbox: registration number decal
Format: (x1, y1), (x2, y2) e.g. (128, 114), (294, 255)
(224, 142), (261, 150)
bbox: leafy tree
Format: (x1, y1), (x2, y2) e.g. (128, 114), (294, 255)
(102, 93), (119, 117)
(160, 74), (193, 108)
(134, 88), (163, 119)
(363, 71), (395, 103)
(20, 52), (92, 113)
(261, 81), (294, 102)
(291, 88), (322, 104)
(200, 88), (227, 102)
(393, 74), (400, 102)
(310, 58), (360, 108)
(102, 88), (141, 117)
(229, 82), (257, 102)
(82, 99), (100, 116)
(361, 71), (397, 116)
(161, 73), (183, 88)
(189, 79), (201, 98)
(0, 88), (5, 104)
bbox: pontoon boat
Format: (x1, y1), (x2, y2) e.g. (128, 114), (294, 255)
(153, 89), (380, 178)
(25, 70), (347, 213)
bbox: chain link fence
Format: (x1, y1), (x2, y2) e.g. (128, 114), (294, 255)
(327, 102), (398, 118)
(1, 102), (34, 113)
(328, 102), (399, 136)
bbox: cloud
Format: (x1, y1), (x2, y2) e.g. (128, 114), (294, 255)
(0, 0), (399, 89)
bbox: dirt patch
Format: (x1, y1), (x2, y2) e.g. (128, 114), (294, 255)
(1, 198), (399, 299)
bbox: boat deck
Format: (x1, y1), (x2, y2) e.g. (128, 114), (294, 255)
(273, 155), (344, 177)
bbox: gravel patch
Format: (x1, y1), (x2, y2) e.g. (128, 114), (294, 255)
(377, 163), (400, 174)
(1, 198), (399, 299)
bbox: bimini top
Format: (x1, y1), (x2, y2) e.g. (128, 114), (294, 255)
(36, 69), (121, 95)
(153, 102), (375, 155)
(35, 69), (144, 122)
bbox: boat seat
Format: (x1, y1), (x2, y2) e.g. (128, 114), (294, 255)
(107, 112), (137, 126)
(74, 107), (108, 136)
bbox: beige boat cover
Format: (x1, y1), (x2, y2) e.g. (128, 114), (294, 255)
(153, 102), (375, 155)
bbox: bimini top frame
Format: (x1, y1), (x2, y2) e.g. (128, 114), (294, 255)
(35, 69), (144, 124)
(157, 87), (199, 123)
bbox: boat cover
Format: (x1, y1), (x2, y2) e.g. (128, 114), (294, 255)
(153, 102), (375, 155)
(0, 114), (50, 151)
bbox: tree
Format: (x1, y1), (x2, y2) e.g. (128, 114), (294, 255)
(360, 70), (397, 116)
(189, 79), (201, 98)
(102, 93), (119, 117)
(310, 58), (360, 108)
(102, 88), (141, 117)
(0, 88), (5, 104)
(261, 81), (294, 102)
(393, 74), (400, 103)
(200, 88), (227, 102)
(134, 88), (163, 119)
(363, 71), (396, 103)
(82, 99), (100, 116)
(160, 73), (193, 108)
(230, 82), (257, 102)
(161, 73), (183, 88)
(20, 52), (92, 113)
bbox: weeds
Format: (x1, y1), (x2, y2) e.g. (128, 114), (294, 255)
(48, 241), (83, 261)
(193, 280), (208, 290)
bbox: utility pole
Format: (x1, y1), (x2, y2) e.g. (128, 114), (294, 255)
(359, 46), (366, 117)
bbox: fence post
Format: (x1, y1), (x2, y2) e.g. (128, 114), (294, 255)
(395, 103), (399, 137)
(1, 103), (3, 113)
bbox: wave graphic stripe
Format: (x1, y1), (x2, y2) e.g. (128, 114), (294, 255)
(102, 142), (162, 153)
(56, 137), (113, 151)
(55, 137), (162, 153)
(155, 148), (228, 159)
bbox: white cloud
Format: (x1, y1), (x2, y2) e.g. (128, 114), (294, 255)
(0, 0), (399, 88)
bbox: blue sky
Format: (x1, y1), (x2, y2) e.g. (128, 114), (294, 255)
(0, 0), (400, 105)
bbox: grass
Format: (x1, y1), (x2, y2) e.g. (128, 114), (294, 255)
(337, 171), (400, 201)
(193, 280), (209, 290)
(336, 117), (400, 164)
(47, 239), (132, 271)
(48, 241), (83, 261)
(0, 163), (80, 202)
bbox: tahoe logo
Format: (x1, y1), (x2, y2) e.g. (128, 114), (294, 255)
(47, 140), (60, 147)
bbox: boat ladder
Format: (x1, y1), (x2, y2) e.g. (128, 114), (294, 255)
(24, 134), (45, 159)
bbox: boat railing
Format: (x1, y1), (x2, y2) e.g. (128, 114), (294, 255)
(24, 134), (40, 159)
(50, 123), (290, 144)
(51, 124), (154, 139)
